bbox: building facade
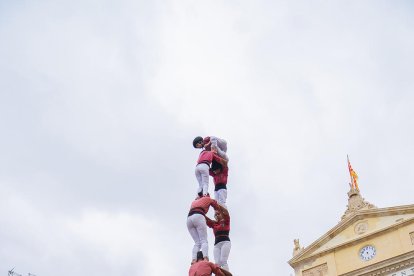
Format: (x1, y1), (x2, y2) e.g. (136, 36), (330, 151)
(288, 188), (414, 276)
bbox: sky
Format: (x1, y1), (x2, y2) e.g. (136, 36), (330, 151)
(1, 1), (414, 275)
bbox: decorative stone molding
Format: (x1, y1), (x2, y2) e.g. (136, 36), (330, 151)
(342, 188), (377, 220)
(410, 232), (414, 245)
(302, 263), (328, 276)
(386, 265), (414, 276)
(369, 259), (414, 276)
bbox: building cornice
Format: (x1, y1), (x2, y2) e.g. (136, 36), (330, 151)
(288, 204), (414, 266)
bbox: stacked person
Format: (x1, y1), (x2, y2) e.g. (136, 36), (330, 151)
(188, 135), (232, 276)
(205, 206), (231, 271)
(209, 161), (229, 208)
(193, 138), (228, 197)
(187, 195), (222, 263)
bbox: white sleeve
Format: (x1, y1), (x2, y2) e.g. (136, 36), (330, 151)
(210, 136), (218, 148)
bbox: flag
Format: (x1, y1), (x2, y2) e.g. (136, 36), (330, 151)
(347, 155), (359, 191)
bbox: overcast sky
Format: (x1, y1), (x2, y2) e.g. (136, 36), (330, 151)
(1, 1), (414, 275)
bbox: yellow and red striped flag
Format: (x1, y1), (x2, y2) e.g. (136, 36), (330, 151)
(347, 155), (359, 191)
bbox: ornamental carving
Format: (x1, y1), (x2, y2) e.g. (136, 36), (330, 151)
(341, 188), (376, 220)
(302, 263), (328, 276)
(354, 221), (369, 235)
(293, 239), (304, 256)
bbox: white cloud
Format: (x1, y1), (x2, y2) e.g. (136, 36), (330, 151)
(66, 210), (175, 276)
(0, 186), (177, 276)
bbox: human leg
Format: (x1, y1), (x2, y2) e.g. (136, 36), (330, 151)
(214, 243), (220, 264)
(193, 214), (208, 258)
(195, 163), (210, 195)
(195, 166), (203, 195)
(187, 216), (201, 260)
(195, 164), (209, 195)
(218, 241), (231, 271)
(219, 139), (227, 152)
(214, 188), (227, 208)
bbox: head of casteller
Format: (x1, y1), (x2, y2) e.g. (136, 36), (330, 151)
(193, 136), (204, 148)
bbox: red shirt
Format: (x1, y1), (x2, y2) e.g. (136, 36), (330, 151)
(197, 150), (214, 165)
(190, 196), (219, 214)
(188, 260), (222, 276)
(206, 216), (231, 235)
(197, 150), (226, 167)
(209, 167), (229, 185)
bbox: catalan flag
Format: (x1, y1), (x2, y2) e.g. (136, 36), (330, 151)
(347, 155), (359, 191)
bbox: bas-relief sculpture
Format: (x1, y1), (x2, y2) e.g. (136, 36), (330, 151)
(302, 263), (328, 276)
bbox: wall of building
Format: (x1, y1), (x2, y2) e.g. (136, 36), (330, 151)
(294, 218), (414, 276)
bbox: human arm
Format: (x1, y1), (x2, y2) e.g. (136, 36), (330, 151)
(210, 198), (220, 211)
(213, 153), (228, 168)
(204, 215), (217, 228)
(203, 137), (212, 150)
(209, 263), (225, 276)
(218, 205), (230, 220)
(209, 136), (218, 148)
(219, 268), (233, 276)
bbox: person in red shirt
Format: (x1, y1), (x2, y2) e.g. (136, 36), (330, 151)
(195, 149), (227, 197)
(205, 207), (231, 272)
(187, 195), (223, 263)
(209, 161), (229, 208)
(189, 252), (232, 276)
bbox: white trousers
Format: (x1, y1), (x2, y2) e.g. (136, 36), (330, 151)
(214, 240), (231, 271)
(187, 214), (208, 260)
(214, 189), (227, 208)
(195, 163), (210, 195)
(211, 138), (229, 161)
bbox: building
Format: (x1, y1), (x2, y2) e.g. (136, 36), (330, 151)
(288, 187), (414, 276)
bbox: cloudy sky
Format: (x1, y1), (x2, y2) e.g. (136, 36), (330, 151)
(1, 1), (414, 275)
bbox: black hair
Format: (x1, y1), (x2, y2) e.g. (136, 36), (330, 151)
(193, 136), (203, 148)
(196, 251), (204, 261)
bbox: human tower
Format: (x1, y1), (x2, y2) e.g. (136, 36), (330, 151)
(187, 136), (233, 276)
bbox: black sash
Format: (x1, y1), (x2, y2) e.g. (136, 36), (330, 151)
(188, 207), (206, 217)
(214, 183), (227, 191)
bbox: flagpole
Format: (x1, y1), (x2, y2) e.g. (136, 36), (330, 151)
(347, 155), (353, 188)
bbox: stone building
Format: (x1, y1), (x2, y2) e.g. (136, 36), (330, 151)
(288, 187), (414, 276)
